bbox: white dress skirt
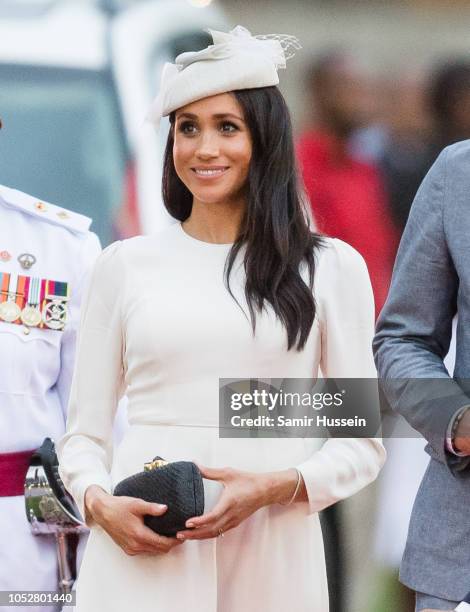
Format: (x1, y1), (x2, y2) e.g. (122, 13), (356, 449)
(57, 223), (385, 612)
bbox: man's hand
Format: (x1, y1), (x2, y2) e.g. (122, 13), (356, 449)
(453, 409), (470, 455)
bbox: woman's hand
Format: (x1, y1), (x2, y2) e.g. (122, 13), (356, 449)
(175, 465), (305, 541)
(85, 485), (184, 556)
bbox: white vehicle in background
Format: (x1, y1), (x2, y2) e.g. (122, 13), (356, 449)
(0, 0), (227, 245)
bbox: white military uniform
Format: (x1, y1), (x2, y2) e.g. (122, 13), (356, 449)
(0, 185), (101, 611)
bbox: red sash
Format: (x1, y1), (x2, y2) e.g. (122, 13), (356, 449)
(0, 449), (35, 497)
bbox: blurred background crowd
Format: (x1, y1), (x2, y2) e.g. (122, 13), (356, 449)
(1, 0), (469, 610)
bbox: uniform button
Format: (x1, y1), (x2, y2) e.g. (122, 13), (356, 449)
(57, 210), (70, 220)
(35, 201), (47, 212)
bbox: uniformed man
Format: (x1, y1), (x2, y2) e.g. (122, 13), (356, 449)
(0, 175), (101, 611)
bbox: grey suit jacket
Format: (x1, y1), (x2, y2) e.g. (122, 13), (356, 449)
(374, 140), (470, 601)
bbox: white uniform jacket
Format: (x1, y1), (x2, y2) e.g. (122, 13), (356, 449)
(0, 185), (101, 610)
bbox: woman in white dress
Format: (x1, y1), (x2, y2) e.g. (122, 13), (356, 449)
(57, 25), (386, 612)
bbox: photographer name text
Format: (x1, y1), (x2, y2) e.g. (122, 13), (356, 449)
(230, 415), (367, 428)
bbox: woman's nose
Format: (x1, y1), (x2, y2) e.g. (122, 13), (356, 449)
(196, 131), (219, 159)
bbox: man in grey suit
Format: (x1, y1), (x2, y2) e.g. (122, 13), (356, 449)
(374, 141), (470, 612)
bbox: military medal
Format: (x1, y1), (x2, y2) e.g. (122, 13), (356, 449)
(42, 280), (70, 331)
(42, 301), (67, 330)
(0, 250), (11, 262)
(21, 276), (42, 327)
(0, 273), (22, 322)
(21, 307), (42, 327)
(0, 272), (70, 332)
(0, 300), (21, 323)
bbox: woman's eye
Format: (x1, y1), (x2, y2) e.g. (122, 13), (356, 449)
(220, 122), (238, 133)
(179, 122), (198, 135)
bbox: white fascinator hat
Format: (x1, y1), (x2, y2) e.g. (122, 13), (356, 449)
(146, 25), (301, 129)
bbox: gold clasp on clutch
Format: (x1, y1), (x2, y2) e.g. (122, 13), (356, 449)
(143, 457), (169, 472)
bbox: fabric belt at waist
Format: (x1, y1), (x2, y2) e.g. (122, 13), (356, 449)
(0, 449), (35, 497)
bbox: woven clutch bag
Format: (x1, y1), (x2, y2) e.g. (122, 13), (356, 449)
(113, 456), (204, 537)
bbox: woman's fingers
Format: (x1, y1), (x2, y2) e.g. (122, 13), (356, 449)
(179, 504), (235, 539)
(139, 528), (183, 552)
(131, 499), (168, 517)
(176, 518), (235, 540)
(98, 496), (178, 555)
(185, 495), (232, 528)
(197, 464), (231, 481)
(123, 526), (183, 555)
(176, 527), (213, 540)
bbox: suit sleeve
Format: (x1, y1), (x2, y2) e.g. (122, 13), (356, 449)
(296, 239), (386, 514)
(57, 241), (126, 523)
(373, 147), (470, 470)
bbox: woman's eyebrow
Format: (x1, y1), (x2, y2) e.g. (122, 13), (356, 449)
(176, 112), (244, 122)
(212, 113), (244, 122)
(177, 112), (198, 120)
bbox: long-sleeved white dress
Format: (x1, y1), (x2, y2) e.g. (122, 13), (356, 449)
(57, 222), (385, 612)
